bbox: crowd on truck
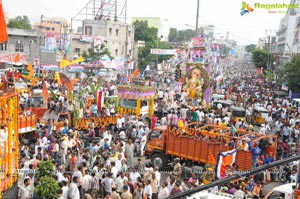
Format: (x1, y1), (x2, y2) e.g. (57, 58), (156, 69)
(13, 63), (300, 199)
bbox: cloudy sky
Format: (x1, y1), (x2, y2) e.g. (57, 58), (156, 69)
(2, 0), (292, 45)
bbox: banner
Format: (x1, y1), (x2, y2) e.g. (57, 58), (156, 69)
(40, 64), (61, 71)
(191, 37), (203, 48)
(94, 36), (103, 52)
(215, 149), (237, 179)
(150, 49), (176, 55)
(97, 90), (104, 111)
(0, 53), (27, 63)
(44, 32), (70, 52)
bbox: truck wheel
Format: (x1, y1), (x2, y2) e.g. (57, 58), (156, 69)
(151, 153), (166, 170)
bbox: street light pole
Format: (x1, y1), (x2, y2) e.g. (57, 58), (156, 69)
(195, 0), (200, 36)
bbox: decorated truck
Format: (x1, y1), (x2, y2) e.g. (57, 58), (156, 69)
(117, 85), (156, 122)
(41, 110), (118, 132)
(145, 125), (277, 175)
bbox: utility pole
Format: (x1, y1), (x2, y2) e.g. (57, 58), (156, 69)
(195, 0), (200, 37)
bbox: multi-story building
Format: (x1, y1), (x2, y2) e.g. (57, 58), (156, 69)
(200, 25), (214, 38)
(276, 0), (300, 65)
(131, 17), (170, 41)
(79, 19), (134, 58)
(33, 17), (69, 34)
(0, 28), (56, 65)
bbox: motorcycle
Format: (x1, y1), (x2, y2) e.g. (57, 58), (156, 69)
(277, 164), (297, 183)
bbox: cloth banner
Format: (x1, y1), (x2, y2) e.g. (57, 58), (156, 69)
(215, 149), (237, 179)
(97, 90), (104, 112)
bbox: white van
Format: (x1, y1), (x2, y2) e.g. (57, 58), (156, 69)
(292, 98), (300, 107)
(264, 183), (295, 199)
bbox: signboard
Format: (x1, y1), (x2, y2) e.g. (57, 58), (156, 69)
(150, 49), (176, 55)
(80, 35), (93, 43)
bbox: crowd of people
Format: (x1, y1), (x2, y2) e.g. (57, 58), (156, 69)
(15, 64), (300, 199)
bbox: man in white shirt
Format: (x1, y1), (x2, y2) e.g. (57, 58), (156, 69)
(18, 178), (32, 199)
(140, 133), (147, 156)
(69, 176), (80, 199)
(116, 172), (128, 194)
(129, 168), (141, 184)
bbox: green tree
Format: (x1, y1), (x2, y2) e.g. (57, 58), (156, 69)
(7, 15), (32, 29)
(82, 44), (113, 62)
(284, 56), (300, 93)
(34, 160), (59, 199)
(133, 21), (173, 71)
(252, 49), (268, 69)
(168, 28), (178, 42)
(245, 44), (256, 53)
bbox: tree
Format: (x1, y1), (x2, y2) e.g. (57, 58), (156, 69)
(168, 28), (178, 42)
(7, 15), (32, 29)
(133, 21), (173, 71)
(245, 44), (256, 53)
(34, 160), (59, 199)
(252, 49), (268, 69)
(82, 44), (113, 62)
(284, 56), (300, 93)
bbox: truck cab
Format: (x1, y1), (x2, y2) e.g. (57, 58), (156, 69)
(28, 89), (48, 118)
(120, 98), (149, 120)
(264, 183), (295, 199)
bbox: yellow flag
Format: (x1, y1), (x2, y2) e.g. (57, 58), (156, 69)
(71, 56), (85, 65)
(59, 59), (72, 68)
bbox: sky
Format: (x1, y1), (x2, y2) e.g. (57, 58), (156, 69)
(2, 0), (293, 45)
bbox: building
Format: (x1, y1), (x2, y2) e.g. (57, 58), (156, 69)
(33, 17), (69, 34)
(276, 0), (300, 65)
(131, 17), (170, 41)
(80, 19), (134, 58)
(0, 28), (56, 65)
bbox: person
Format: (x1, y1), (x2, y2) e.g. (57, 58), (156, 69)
(121, 185), (132, 199)
(158, 182), (169, 199)
(69, 176), (80, 199)
(111, 184), (121, 199)
(140, 133), (147, 156)
(251, 143), (262, 168)
(144, 179), (153, 199)
(125, 139), (135, 168)
(18, 178), (32, 199)
(173, 158), (182, 180)
(169, 182), (182, 197)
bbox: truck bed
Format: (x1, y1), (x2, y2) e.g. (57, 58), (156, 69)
(166, 133), (253, 170)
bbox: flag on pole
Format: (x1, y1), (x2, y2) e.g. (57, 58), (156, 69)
(0, 0), (8, 43)
(42, 81), (49, 101)
(215, 149), (237, 179)
(13, 53), (20, 63)
(59, 59), (72, 68)
(133, 68), (139, 77)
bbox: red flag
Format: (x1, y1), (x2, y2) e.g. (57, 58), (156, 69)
(42, 81), (49, 101)
(0, 0), (8, 43)
(133, 68), (139, 77)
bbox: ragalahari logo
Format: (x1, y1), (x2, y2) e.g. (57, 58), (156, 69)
(240, 2), (254, 16)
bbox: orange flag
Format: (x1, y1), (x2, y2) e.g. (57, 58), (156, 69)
(42, 81), (49, 101)
(0, 0), (8, 43)
(13, 53), (20, 63)
(133, 68), (139, 77)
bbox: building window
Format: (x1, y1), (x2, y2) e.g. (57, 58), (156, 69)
(128, 30), (131, 37)
(109, 28), (112, 35)
(46, 27), (51, 30)
(0, 42), (7, 51)
(85, 26), (92, 36)
(52, 27), (55, 31)
(75, 48), (80, 54)
(116, 29), (119, 36)
(129, 49), (132, 56)
(115, 49), (118, 56)
(15, 41), (24, 52)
